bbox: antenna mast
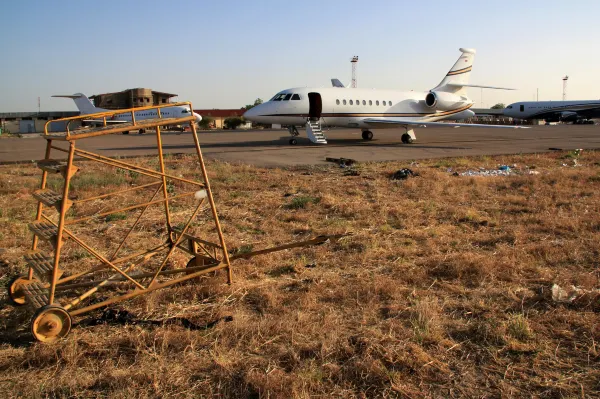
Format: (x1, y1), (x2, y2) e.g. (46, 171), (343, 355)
(562, 75), (569, 101)
(351, 56), (359, 88)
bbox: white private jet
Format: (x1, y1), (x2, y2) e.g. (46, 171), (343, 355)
(53, 93), (202, 134)
(244, 48), (525, 145)
(503, 100), (600, 124)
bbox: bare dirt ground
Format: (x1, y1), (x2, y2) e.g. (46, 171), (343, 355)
(0, 150), (599, 398)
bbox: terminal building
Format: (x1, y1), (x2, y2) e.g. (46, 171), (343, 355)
(90, 88), (178, 110)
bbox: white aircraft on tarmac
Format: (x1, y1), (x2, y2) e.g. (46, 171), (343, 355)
(244, 48), (525, 145)
(503, 100), (600, 124)
(53, 93), (202, 134)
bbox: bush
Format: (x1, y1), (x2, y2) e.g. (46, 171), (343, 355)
(224, 117), (244, 130)
(198, 116), (213, 129)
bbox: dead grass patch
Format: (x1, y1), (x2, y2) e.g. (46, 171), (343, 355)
(1, 150), (600, 397)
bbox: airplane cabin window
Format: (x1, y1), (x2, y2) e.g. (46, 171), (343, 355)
(349, 100), (353, 105)
(291, 94), (301, 100)
(355, 99), (359, 105)
(343, 100), (347, 105)
(383, 101), (386, 106)
(283, 94), (292, 101)
(376, 101), (379, 106)
(389, 101), (392, 105)
(336, 99), (340, 105)
(362, 100), (366, 105)
(369, 100), (372, 106)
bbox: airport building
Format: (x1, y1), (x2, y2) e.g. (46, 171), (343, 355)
(0, 111), (80, 135)
(90, 88), (177, 110)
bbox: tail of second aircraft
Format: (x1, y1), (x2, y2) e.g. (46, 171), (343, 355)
(52, 93), (105, 115)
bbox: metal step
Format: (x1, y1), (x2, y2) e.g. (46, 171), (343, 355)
(24, 252), (62, 282)
(22, 281), (50, 309)
(37, 160), (79, 179)
(28, 221), (59, 244)
(32, 189), (72, 211)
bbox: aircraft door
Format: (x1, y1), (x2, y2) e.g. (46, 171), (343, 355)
(308, 92), (322, 120)
(520, 104), (524, 112)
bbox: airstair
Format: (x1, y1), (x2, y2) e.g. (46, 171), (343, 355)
(306, 120), (327, 144)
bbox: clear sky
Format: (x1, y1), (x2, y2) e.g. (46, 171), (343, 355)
(1, 0), (599, 112)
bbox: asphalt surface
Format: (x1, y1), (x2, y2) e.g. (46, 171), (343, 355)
(1, 126), (599, 166)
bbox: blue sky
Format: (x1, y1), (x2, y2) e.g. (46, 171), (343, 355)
(1, 0), (599, 112)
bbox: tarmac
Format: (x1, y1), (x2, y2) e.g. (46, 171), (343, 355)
(0, 125), (599, 166)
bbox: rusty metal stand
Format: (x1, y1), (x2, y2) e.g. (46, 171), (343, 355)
(8, 102), (347, 343)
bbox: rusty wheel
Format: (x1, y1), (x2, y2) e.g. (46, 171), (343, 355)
(31, 305), (72, 343)
(8, 275), (33, 306)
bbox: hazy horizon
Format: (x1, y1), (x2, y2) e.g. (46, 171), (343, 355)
(1, 0), (599, 112)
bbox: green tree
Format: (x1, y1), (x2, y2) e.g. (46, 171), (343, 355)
(198, 116), (213, 129)
(244, 98), (263, 110)
(491, 103), (506, 109)
(224, 117), (244, 130)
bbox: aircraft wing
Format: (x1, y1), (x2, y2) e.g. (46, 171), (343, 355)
(363, 118), (529, 129)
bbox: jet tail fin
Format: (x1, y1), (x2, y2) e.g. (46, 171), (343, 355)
(432, 48), (476, 94)
(52, 93), (105, 115)
(331, 78), (350, 88)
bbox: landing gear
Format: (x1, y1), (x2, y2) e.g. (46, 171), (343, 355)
(122, 131), (130, 135)
(401, 133), (413, 144)
(138, 129), (145, 134)
(362, 130), (373, 140)
(287, 125), (299, 145)
(31, 305), (72, 343)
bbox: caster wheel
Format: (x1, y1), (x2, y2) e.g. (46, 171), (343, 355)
(362, 131), (373, 140)
(31, 305), (72, 343)
(401, 133), (413, 144)
(289, 138), (298, 145)
(8, 275), (33, 306)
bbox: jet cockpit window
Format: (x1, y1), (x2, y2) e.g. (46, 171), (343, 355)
(507, 105), (513, 109)
(181, 109), (189, 113)
(291, 94), (301, 100)
(270, 93), (288, 101)
(283, 94), (292, 101)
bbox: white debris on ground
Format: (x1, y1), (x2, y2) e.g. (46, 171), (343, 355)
(551, 283), (600, 304)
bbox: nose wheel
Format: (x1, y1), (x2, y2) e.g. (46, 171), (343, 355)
(289, 138), (298, 145)
(361, 130), (373, 140)
(401, 133), (414, 144)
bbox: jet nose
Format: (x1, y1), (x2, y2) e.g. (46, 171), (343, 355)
(243, 106), (257, 121)
(193, 112), (202, 123)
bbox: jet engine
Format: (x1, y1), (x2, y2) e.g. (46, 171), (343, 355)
(424, 91), (465, 111)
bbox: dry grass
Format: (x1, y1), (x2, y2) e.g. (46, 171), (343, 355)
(1, 149), (600, 398)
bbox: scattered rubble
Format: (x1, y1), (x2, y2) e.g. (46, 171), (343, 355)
(326, 157), (357, 167)
(551, 284), (600, 305)
(392, 168), (418, 180)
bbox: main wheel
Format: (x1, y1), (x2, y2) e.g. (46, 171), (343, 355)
(401, 133), (413, 144)
(31, 305), (72, 343)
(122, 131), (130, 135)
(362, 130), (373, 140)
(138, 129), (145, 134)
(289, 138), (298, 145)
(8, 275), (31, 306)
